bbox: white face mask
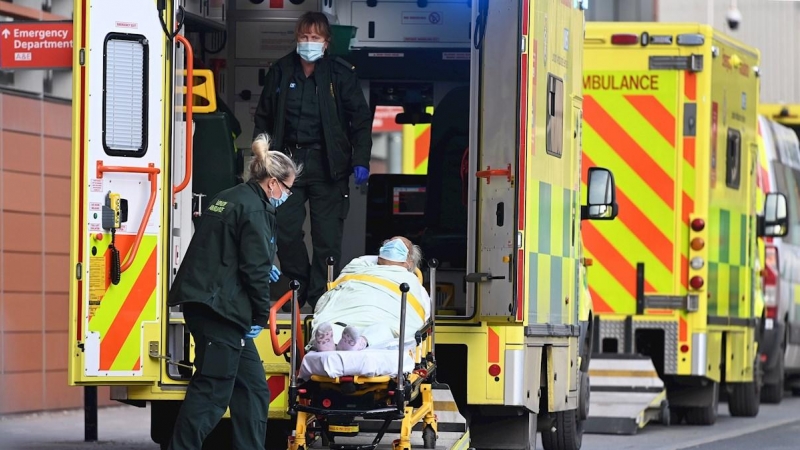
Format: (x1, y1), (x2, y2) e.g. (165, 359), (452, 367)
(297, 41), (325, 62)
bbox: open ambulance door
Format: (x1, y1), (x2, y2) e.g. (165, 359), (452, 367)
(471, 0), (525, 320)
(68, 0), (176, 385)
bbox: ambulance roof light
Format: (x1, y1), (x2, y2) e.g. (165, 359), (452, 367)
(611, 33), (639, 46)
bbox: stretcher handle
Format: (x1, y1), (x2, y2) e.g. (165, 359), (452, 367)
(289, 280), (300, 391)
(475, 164), (512, 184)
(396, 282), (410, 410)
(428, 258), (439, 361)
(172, 34), (194, 202)
(268, 288), (305, 360)
(95, 162), (161, 274)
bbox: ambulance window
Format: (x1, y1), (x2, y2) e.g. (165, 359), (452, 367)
(725, 128), (741, 189)
(102, 34), (149, 157)
(547, 74), (564, 158)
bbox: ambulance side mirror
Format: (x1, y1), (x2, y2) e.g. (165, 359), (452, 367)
(582, 167), (619, 221)
(758, 192), (789, 238)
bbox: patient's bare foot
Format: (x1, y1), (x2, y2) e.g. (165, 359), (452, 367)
(313, 322), (335, 352)
(337, 326), (367, 351)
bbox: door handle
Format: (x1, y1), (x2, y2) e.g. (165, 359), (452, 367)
(465, 272), (506, 283)
(476, 164), (512, 184)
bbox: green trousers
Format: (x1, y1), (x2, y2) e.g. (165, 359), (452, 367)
(169, 305), (271, 450)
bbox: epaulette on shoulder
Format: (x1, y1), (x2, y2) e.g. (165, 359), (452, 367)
(333, 56), (356, 72)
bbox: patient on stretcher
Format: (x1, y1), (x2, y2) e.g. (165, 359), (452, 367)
(307, 236), (431, 353)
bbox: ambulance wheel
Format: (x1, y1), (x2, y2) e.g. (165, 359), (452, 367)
(761, 354), (784, 404)
(684, 382), (718, 426)
(578, 371), (590, 421)
(669, 407), (685, 426)
(728, 356), (762, 417)
(422, 425), (437, 449)
(541, 409), (582, 450)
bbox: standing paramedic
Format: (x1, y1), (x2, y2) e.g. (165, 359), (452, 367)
(166, 135), (300, 450)
(253, 11), (373, 309)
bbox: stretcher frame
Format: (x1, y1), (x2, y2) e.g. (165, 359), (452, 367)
(276, 257), (441, 450)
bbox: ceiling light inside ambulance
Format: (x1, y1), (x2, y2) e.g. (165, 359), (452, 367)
(690, 257), (705, 270)
(611, 34), (639, 45)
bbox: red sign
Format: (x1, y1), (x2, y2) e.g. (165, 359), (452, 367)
(0, 21), (73, 70)
(372, 106), (404, 133)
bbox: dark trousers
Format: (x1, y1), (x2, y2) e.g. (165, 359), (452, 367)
(168, 305), (270, 450)
(276, 177), (349, 308)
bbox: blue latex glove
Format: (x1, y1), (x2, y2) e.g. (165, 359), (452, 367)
(245, 325), (263, 339)
(353, 165), (369, 185)
(269, 265), (281, 283)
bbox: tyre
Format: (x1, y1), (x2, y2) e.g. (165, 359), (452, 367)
(684, 382), (718, 426)
(578, 372), (590, 421)
(761, 353), (785, 404)
(422, 425), (437, 449)
(541, 409), (582, 450)
(728, 356), (761, 417)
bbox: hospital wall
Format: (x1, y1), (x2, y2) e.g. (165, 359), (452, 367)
(0, 0), (114, 417)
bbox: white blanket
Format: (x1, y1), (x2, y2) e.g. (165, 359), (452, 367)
(299, 348), (416, 379)
(307, 256), (431, 351)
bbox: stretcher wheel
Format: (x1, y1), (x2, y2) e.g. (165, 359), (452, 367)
(422, 425), (436, 449)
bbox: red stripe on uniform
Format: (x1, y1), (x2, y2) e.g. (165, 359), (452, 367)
(624, 95), (676, 147)
(584, 95), (675, 208)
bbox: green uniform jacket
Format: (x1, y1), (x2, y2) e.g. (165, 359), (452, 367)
(253, 52), (373, 181)
(168, 181), (277, 331)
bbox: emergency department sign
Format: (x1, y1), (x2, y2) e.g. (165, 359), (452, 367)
(0, 21), (73, 70)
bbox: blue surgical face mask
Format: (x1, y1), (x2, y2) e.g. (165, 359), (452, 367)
(269, 186), (289, 208)
(379, 239), (409, 263)
(297, 41), (325, 63)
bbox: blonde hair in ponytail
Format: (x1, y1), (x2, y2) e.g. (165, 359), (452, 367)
(248, 133), (301, 184)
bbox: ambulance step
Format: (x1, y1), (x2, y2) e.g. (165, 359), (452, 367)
(584, 355), (668, 435)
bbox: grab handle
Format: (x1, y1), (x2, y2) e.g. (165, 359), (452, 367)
(268, 288), (305, 359)
(173, 34), (194, 202)
(476, 164), (512, 184)
(396, 282), (410, 411)
(96, 162), (161, 274)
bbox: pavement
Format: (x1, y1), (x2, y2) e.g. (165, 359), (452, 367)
(0, 396), (798, 449)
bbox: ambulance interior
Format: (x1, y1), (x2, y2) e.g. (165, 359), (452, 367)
(167, 0), (502, 379)
(177, 0), (480, 318)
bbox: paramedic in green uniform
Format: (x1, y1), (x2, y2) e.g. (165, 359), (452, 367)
(253, 11), (373, 309)
(167, 134), (300, 450)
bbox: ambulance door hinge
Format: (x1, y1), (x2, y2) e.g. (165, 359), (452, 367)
(149, 341), (193, 370)
(684, 103), (697, 137)
(79, 48), (85, 66)
(521, 36), (527, 53)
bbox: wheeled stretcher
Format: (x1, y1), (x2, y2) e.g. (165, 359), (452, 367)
(271, 258), (441, 450)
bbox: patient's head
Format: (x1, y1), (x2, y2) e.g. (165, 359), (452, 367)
(377, 236), (422, 272)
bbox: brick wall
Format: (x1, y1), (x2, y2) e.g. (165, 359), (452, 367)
(0, 93), (115, 414)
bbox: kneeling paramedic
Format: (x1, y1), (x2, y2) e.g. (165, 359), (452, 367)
(167, 134), (300, 450)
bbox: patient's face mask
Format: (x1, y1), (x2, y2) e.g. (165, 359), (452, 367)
(379, 239), (409, 263)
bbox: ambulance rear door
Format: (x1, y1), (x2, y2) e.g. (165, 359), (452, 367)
(472, 0), (524, 319)
(68, 0), (173, 384)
